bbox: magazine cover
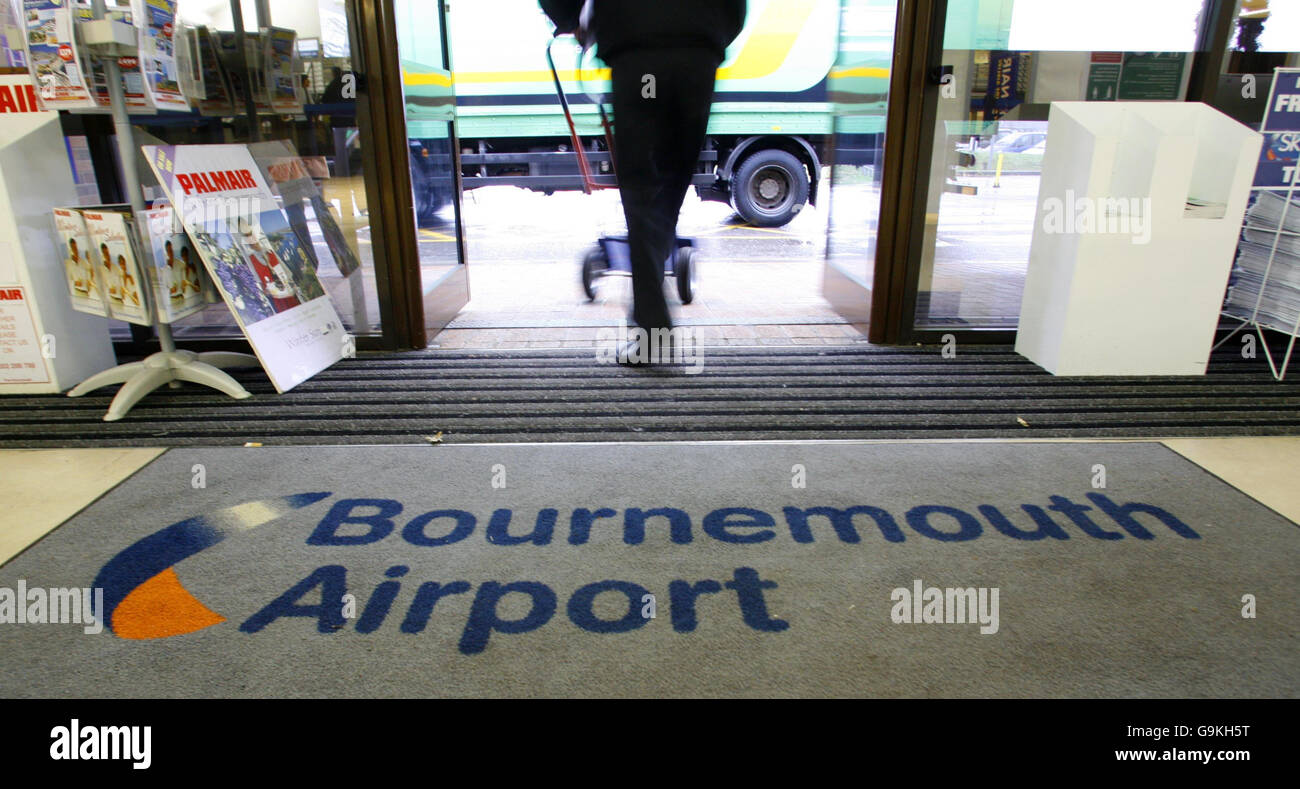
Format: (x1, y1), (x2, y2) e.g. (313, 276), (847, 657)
(142, 143), (348, 393)
(140, 205), (207, 323)
(52, 206), (109, 317)
(132, 0), (186, 111)
(263, 26), (301, 114)
(193, 25), (233, 116)
(82, 208), (152, 325)
(22, 0), (95, 110)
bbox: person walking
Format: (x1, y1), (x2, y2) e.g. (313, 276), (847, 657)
(541, 0), (746, 363)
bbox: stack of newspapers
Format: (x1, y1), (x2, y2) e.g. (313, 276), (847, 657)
(1224, 191), (1300, 334)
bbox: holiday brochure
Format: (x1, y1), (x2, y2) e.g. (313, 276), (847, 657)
(142, 143), (348, 393)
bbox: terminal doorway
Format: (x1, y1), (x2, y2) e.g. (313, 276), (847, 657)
(396, 0), (896, 351)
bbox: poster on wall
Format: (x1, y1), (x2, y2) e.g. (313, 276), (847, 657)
(21, 0), (96, 110)
(1116, 52), (1186, 101)
(1086, 52), (1121, 101)
(142, 143), (348, 393)
(131, 0), (186, 111)
(0, 287), (51, 385)
(263, 27), (301, 114)
(82, 208), (152, 325)
(52, 206), (109, 317)
(139, 204), (209, 322)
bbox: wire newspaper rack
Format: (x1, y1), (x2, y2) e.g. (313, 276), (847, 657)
(1213, 67), (1300, 381)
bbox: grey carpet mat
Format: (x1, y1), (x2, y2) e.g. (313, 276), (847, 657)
(2, 345), (1299, 447)
(0, 442), (1295, 698)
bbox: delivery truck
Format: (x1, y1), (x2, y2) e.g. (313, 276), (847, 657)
(398, 0), (892, 227)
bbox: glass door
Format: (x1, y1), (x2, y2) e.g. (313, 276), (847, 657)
(906, 0), (1214, 335)
(394, 0), (469, 339)
(821, 0), (898, 328)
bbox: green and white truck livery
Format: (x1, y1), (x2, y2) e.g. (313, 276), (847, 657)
(397, 0), (891, 227)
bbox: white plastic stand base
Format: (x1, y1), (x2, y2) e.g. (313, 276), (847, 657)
(67, 350), (259, 422)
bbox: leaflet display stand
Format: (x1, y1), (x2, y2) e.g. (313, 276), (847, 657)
(0, 71), (116, 393)
(63, 3), (258, 421)
(1016, 101), (1262, 376)
(1212, 68), (1300, 381)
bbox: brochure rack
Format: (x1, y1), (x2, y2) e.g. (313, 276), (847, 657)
(1213, 68), (1300, 381)
(63, 2), (257, 421)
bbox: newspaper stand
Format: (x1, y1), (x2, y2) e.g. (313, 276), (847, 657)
(1213, 67), (1300, 381)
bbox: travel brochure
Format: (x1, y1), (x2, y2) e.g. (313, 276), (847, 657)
(21, 0), (95, 110)
(81, 207), (152, 325)
(18, 1), (306, 117)
(142, 143), (347, 393)
(140, 204), (210, 323)
(52, 205), (153, 326)
(133, 0), (187, 112)
(192, 25), (235, 117)
(264, 26), (302, 114)
(53, 206), (109, 317)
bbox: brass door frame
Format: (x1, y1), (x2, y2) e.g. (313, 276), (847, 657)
(349, 0), (428, 350)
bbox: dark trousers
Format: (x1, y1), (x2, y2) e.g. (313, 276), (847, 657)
(607, 47), (720, 331)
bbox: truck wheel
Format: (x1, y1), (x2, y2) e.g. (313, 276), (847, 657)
(731, 149), (809, 228)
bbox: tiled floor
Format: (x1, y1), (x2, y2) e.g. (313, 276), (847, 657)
(432, 319), (869, 350)
(2, 438), (1295, 568)
(0, 448), (165, 566)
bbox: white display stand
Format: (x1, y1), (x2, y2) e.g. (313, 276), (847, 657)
(0, 72), (115, 394)
(62, 7), (258, 421)
(1016, 101), (1262, 376)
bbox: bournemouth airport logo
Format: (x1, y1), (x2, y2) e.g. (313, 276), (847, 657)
(94, 493), (331, 639)
(91, 490), (1205, 650)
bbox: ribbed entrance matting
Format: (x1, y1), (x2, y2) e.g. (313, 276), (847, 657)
(2, 345), (1299, 447)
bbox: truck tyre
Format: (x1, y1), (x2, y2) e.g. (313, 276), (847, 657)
(731, 148), (809, 228)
